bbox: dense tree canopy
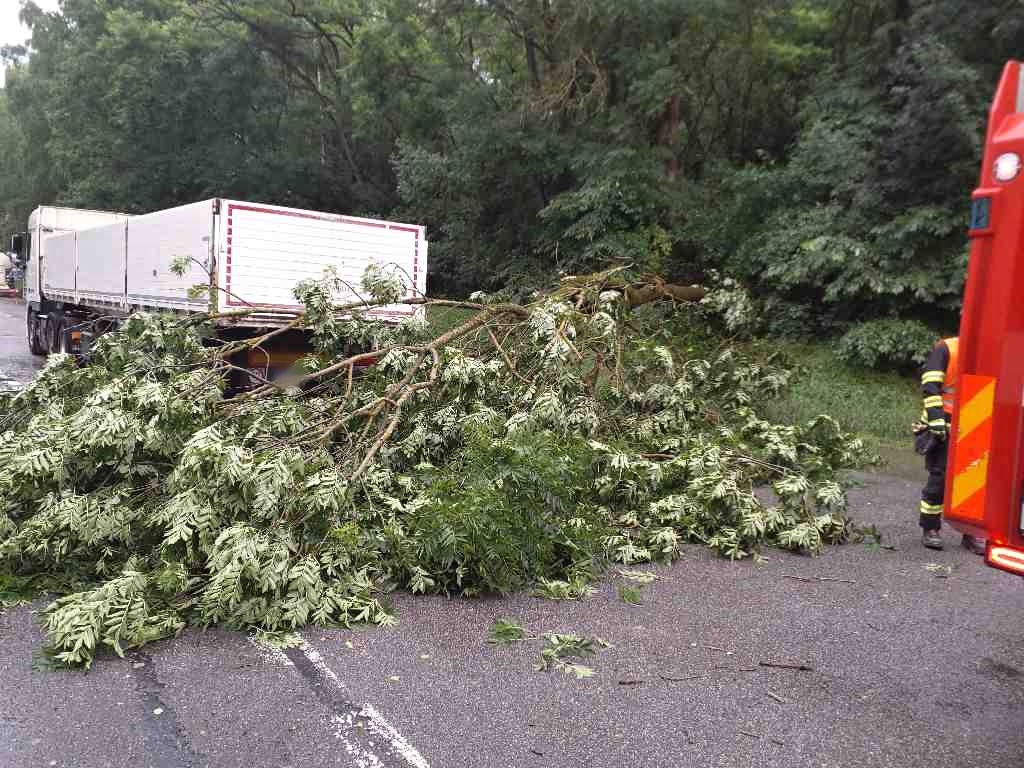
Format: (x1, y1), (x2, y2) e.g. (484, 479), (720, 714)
(2, 0), (1021, 362)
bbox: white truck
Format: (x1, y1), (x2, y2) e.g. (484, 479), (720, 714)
(11, 199), (427, 376)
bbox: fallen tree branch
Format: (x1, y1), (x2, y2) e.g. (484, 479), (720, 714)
(0, 267), (866, 668)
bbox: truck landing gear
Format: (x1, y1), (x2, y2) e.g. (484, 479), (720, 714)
(26, 307), (46, 355)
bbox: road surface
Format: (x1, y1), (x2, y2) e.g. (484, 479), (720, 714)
(0, 298), (1022, 768)
(0, 298), (43, 390)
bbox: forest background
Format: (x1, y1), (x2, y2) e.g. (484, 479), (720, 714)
(1, 0), (1019, 368)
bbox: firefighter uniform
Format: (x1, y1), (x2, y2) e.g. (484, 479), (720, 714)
(918, 337), (958, 532)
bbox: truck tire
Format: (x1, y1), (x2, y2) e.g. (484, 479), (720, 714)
(46, 312), (65, 355)
(26, 308), (46, 355)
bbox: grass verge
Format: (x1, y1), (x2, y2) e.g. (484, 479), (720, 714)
(764, 342), (922, 480)
(426, 304), (475, 335)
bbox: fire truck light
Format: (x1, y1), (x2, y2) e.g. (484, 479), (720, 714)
(987, 545), (1024, 576)
(993, 152), (1022, 182)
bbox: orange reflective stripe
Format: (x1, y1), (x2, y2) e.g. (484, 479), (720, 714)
(952, 454), (989, 509)
(949, 373), (995, 523)
(941, 337), (959, 414)
(957, 378), (995, 439)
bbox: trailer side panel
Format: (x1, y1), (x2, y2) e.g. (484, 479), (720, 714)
(76, 221), (128, 309)
(41, 231), (77, 303)
(126, 200), (214, 312)
(220, 201), (425, 318)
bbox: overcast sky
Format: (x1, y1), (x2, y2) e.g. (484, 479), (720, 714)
(1, 0), (62, 86)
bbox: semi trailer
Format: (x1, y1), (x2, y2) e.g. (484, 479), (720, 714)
(9, 199), (427, 376)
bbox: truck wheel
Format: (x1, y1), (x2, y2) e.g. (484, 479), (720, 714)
(46, 312), (65, 355)
(26, 308), (46, 355)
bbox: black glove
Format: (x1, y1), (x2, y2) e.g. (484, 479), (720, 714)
(914, 430), (936, 455)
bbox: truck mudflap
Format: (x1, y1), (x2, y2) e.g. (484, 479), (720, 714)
(945, 59), (1024, 574)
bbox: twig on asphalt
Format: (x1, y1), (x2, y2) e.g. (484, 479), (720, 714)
(738, 730), (761, 739)
(659, 665), (760, 682)
(782, 574), (856, 584)
(766, 690), (787, 704)
(617, 679), (645, 686)
(759, 661), (814, 672)
(658, 672), (707, 682)
(771, 738), (785, 746)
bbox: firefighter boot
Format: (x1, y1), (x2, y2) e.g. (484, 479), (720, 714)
(922, 530), (944, 550)
(961, 534), (986, 556)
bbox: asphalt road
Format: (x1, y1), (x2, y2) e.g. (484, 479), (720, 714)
(0, 298), (43, 390)
(1, 298), (1022, 768)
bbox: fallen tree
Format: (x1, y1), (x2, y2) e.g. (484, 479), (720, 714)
(0, 268), (862, 666)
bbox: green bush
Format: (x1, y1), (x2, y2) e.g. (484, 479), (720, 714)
(835, 318), (937, 370)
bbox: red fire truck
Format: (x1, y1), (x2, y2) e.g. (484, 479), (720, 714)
(945, 60), (1024, 576)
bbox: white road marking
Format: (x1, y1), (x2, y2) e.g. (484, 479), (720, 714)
(247, 635), (294, 667)
(359, 705), (431, 768)
(251, 633), (430, 768)
(299, 643), (431, 768)
(331, 713), (386, 768)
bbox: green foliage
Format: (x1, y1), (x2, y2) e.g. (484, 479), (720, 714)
(252, 628), (305, 650)
(616, 584), (643, 606)
(532, 578), (597, 601)
(616, 569), (659, 585)
(0, 571), (45, 609)
(836, 319), (938, 370)
(0, 268), (863, 666)
(681, 17), (990, 340)
(2, 0), (999, 348)
(487, 618), (527, 646)
(536, 633), (598, 678)
(486, 621), (604, 678)
(40, 561), (185, 667)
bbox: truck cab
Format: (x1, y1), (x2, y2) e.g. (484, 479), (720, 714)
(17, 205), (131, 354)
(21, 205), (132, 310)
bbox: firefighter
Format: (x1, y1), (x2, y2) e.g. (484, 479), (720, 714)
(916, 337), (985, 553)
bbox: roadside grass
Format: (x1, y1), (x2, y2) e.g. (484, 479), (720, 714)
(764, 342), (922, 479)
(425, 304), (475, 335)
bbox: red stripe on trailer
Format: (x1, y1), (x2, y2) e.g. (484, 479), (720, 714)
(225, 209), (233, 300)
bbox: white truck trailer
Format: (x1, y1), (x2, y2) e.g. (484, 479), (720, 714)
(12, 199), (427, 374)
